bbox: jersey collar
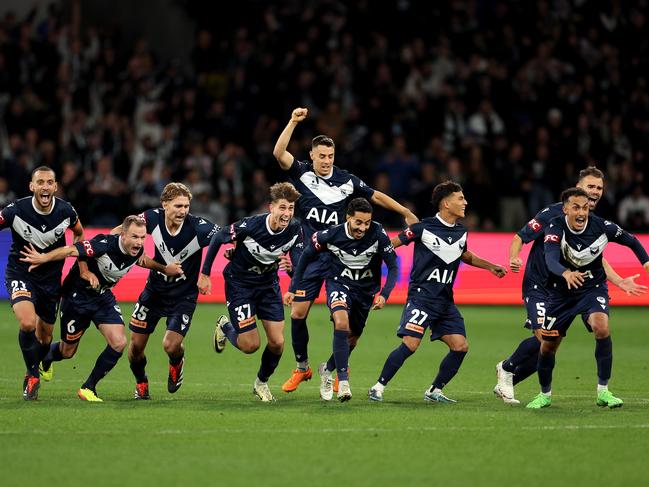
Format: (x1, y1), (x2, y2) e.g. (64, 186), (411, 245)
(31, 196), (55, 215)
(435, 213), (456, 227)
(165, 219), (184, 237)
(565, 215), (587, 235)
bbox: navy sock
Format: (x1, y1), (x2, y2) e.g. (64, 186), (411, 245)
(291, 317), (309, 363)
(38, 340), (51, 362)
(502, 336), (540, 373)
(595, 336), (613, 386)
(332, 329), (350, 381)
(378, 343), (414, 386)
(223, 321), (240, 349)
(18, 330), (40, 377)
(82, 345), (123, 391)
(432, 350), (467, 390)
(326, 354), (336, 372)
(130, 355), (148, 383)
(257, 345), (282, 383)
(513, 353), (539, 385)
(537, 351), (555, 393)
(169, 353), (184, 366)
(42, 341), (64, 371)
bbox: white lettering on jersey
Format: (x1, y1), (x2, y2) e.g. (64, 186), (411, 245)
(242, 234), (299, 265)
(328, 241), (378, 269)
(341, 268), (374, 280)
(560, 233), (608, 267)
(12, 215), (70, 249)
(305, 207), (339, 225)
(151, 226), (201, 264)
(426, 268), (455, 283)
(299, 173), (354, 205)
(420, 229), (467, 264)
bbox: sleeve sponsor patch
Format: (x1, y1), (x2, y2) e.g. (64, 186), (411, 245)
(544, 234), (559, 243)
(82, 240), (95, 256)
(528, 219), (542, 232)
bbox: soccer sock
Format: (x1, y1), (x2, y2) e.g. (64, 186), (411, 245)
(130, 355), (148, 383)
(42, 341), (64, 371)
(169, 353), (184, 366)
(82, 345), (123, 391)
(257, 345), (282, 383)
(222, 321), (240, 349)
(537, 351), (555, 394)
(291, 317), (309, 365)
(38, 340), (52, 363)
(378, 343), (414, 386)
(18, 330), (40, 377)
(432, 350), (467, 390)
(332, 329), (350, 381)
(326, 354), (336, 373)
(595, 336), (613, 386)
(502, 336), (540, 373)
(513, 353), (539, 385)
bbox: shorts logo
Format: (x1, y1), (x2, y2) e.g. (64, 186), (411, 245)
(114, 305), (122, 314)
(528, 219), (542, 232)
(597, 297), (606, 304)
(182, 314), (189, 324)
(544, 234), (559, 243)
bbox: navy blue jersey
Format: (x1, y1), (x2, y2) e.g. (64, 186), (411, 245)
(517, 203), (563, 295)
(0, 196), (79, 286)
(544, 214), (649, 295)
(202, 213), (303, 285)
(291, 220), (398, 298)
(142, 208), (218, 299)
(397, 215), (468, 301)
(286, 160), (375, 239)
(63, 233), (143, 295)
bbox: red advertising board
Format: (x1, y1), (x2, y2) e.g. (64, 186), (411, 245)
(57, 229), (649, 306)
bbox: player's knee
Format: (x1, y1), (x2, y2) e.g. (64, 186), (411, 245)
(290, 309), (308, 320)
(16, 316), (36, 332)
(267, 337), (284, 354)
(61, 344), (77, 359)
(112, 336), (127, 353)
(452, 342), (469, 353)
(240, 342), (260, 354)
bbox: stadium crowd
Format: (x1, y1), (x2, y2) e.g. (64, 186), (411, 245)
(1, 0), (648, 230)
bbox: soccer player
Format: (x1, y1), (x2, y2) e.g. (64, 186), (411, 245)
(526, 187), (649, 409)
(20, 215), (183, 401)
(0, 166), (85, 400)
(273, 107), (418, 393)
(368, 181), (507, 403)
(126, 183), (219, 399)
(494, 167), (646, 404)
(284, 198), (398, 402)
(198, 182), (303, 402)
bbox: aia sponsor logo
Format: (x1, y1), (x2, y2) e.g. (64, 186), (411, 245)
(528, 219), (542, 232)
(544, 234), (559, 243)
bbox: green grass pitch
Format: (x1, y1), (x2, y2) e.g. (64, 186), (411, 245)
(1, 303), (648, 486)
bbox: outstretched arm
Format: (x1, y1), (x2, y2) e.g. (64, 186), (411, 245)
(603, 258), (648, 296)
(509, 234), (524, 273)
(273, 108), (308, 170)
(20, 243), (80, 271)
(138, 255), (183, 277)
(461, 250), (507, 278)
(198, 228), (232, 295)
(370, 191), (418, 226)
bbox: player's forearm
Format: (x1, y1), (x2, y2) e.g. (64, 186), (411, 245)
(288, 245), (318, 293)
(371, 191), (417, 222)
(139, 255), (166, 273)
(272, 120), (297, 170)
(544, 248), (568, 277)
(461, 251), (493, 270)
(380, 257), (399, 300)
(46, 245), (80, 262)
(71, 222), (85, 243)
(602, 259), (622, 286)
(509, 234), (523, 261)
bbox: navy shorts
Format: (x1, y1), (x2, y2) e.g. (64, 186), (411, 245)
(292, 255), (329, 302)
(60, 290), (124, 344)
(325, 280), (371, 337)
(523, 286), (550, 330)
(397, 297), (465, 341)
(5, 275), (60, 325)
(129, 287), (197, 337)
(541, 287), (610, 341)
(225, 278), (284, 334)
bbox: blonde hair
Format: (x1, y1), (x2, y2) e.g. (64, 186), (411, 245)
(160, 182), (192, 203)
(269, 182), (301, 203)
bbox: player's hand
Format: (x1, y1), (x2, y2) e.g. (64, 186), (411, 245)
(509, 257), (523, 273)
(617, 274), (648, 296)
(283, 291), (295, 306)
(404, 211), (419, 226)
(291, 107), (308, 123)
(490, 264), (507, 278)
(644, 262), (649, 275)
(164, 262), (184, 277)
(197, 273), (212, 295)
(278, 254), (292, 274)
(224, 247), (235, 261)
(371, 295), (386, 310)
(562, 270), (585, 290)
(80, 269), (100, 290)
(19, 244), (47, 271)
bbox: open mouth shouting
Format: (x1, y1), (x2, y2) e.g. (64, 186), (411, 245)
(574, 214), (587, 229)
(38, 191), (52, 207)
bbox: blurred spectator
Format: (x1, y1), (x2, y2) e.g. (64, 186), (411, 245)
(0, 175), (16, 208)
(618, 184), (649, 232)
